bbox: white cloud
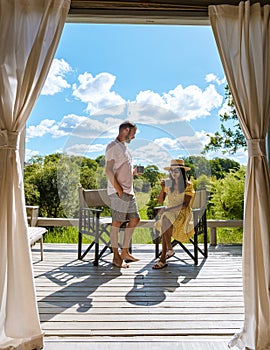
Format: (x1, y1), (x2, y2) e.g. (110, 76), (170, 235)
(152, 130), (208, 157)
(64, 143), (107, 156)
(131, 83), (223, 123)
(131, 143), (171, 170)
(70, 70), (224, 125)
(72, 72), (125, 114)
(200, 129), (247, 165)
(41, 58), (72, 95)
(205, 73), (226, 86)
(26, 114), (123, 144)
(153, 137), (180, 150)
(25, 148), (39, 162)
(62, 115), (123, 140)
(26, 119), (68, 140)
(218, 100), (232, 116)
(206, 148), (247, 165)
(177, 131), (210, 155)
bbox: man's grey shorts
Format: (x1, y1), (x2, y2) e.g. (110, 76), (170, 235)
(109, 192), (140, 223)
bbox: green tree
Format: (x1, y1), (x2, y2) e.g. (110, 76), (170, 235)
(183, 156), (211, 179)
(140, 165), (161, 188)
(209, 166), (246, 220)
(146, 184), (161, 219)
(24, 161), (41, 205)
(209, 158), (240, 179)
(95, 166), (107, 189)
(191, 174), (211, 191)
(203, 84), (246, 155)
(34, 162), (63, 217)
(79, 166), (97, 189)
(95, 155), (106, 167)
(57, 157), (81, 217)
(24, 153), (93, 218)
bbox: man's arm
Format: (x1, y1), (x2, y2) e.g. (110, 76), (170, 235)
(105, 159), (123, 196)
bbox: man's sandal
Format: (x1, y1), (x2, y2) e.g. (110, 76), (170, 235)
(152, 260), (168, 269)
(165, 249), (175, 259)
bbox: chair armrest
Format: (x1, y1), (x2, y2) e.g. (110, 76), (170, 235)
(153, 205), (167, 218)
(82, 207), (103, 213)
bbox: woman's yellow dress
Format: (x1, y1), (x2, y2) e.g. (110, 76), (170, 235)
(155, 181), (195, 243)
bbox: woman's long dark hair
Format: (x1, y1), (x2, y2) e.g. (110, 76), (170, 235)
(169, 167), (187, 193)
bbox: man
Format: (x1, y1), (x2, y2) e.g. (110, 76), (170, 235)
(105, 121), (140, 268)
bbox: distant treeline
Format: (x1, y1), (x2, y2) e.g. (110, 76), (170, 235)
(24, 153), (245, 222)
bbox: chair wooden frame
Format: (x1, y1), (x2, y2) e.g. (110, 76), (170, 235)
(78, 187), (134, 265)
(26, 205), (47, 261)
(78, 187), (112, 265)
(154, 188), (208, 265)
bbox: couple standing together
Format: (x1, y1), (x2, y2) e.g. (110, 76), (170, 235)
(105, 121), (195, 269)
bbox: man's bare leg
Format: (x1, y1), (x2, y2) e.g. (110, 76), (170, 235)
(110, 223), (129, 268)
(121, 217), (140, 262)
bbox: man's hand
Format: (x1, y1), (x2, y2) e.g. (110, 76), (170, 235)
(133, 165), (144, 176)
(116, 185), (123, 197)
(106, 159), (123, 196)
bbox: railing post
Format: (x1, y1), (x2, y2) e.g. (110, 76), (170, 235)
(210, 227), (217, 246)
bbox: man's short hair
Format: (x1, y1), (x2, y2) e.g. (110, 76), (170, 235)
(119, 120), (136, 131)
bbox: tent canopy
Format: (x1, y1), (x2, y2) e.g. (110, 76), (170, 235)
(68, 0), (270, 24)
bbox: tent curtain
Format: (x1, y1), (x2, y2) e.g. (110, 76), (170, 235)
(209, 1), (270, 349)
(0, 1), (70, 349)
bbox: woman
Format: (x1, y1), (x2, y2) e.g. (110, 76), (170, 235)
(152, 159), (195, 269)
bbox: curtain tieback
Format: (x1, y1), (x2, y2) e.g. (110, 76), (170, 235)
(0, 130), (19, 150)
(247, 139), (266, 157)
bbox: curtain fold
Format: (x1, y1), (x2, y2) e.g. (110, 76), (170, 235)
(209, 2), (270, 349)
(0, 1), (70, 349)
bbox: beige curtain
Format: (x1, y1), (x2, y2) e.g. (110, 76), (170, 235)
(0, 1), (70, 349)
(209, 2), (270, 349)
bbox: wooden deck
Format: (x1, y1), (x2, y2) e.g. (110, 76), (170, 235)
(31, 243), (244, 348)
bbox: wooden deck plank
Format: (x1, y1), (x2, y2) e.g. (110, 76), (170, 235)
(43, 338), (232, 350)
(32, 243), (243, 340)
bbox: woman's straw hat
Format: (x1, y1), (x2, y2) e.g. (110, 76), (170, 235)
(164, 159), (191, 171)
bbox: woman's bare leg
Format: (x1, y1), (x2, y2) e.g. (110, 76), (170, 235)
(159, 216), (173, 262)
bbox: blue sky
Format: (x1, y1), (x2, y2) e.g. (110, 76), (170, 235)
(26, 23), (247, 169)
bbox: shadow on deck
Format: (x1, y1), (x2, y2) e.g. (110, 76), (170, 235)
(32, 243), (243, 346)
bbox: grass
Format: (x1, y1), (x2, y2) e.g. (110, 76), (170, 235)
(43, 191), (243, 245)
(43, 226), (154, 244)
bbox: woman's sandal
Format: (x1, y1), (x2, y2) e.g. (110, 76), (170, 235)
(152, 260), (168, 269)
(165, 249), (175, 260)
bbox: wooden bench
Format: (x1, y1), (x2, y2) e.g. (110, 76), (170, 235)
(26, 205), (47, 261)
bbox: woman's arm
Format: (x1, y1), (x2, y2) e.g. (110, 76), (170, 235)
(182, 194), (192, 208)
(157, 180), (167, 204)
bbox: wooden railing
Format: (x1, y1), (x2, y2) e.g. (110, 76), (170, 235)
(207, 219), (243, 246)
(36, 216), (243, 246)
